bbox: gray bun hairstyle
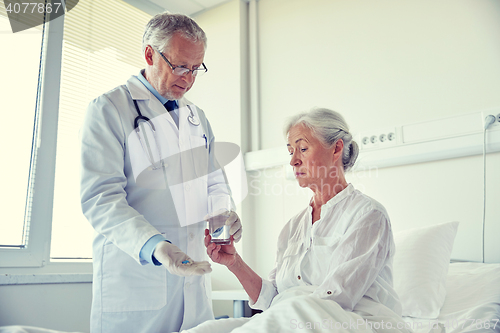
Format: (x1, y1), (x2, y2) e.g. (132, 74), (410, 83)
(142, 12), (207, 54)
(284, 108), (359, 171)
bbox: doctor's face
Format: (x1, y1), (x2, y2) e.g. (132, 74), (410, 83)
(146, 33), (205, 100)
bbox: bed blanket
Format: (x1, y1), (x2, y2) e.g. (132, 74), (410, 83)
(181, 286), (414, 333)
(0, 326), (82, 333)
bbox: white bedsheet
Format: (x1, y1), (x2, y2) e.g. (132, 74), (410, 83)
(181, 286), (412, 333)
(3, 263), (498, 333)
(0, 327), (82, 333)
(403, 262), (500, 333)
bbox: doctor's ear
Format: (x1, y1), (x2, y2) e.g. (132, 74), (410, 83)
(144, 45), (155, 66)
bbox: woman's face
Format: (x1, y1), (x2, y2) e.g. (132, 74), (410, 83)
(287, 124), (343, 190)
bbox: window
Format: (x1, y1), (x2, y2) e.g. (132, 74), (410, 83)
(0, 10), (44, 248)
(0, 3), (58, 267)
(0, 0), (152, 266)
(50, 0), (151, 260)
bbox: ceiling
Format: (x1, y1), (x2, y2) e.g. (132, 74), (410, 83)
(124, 0), (233, 17)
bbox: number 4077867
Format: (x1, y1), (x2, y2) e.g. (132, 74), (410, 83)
(5, 2), (63, 14)
(455, 319), (499, 330)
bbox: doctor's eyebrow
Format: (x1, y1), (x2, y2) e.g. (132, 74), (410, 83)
(171, 60), (203, 69)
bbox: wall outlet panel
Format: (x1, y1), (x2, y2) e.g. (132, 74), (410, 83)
(358, 127), (398, 150)
(483, 110), (500, 129)
(244, 109), (500, 171)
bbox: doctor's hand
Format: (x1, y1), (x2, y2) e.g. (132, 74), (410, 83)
(154, 241), (212, 276)
(226, 211), (242, 243)
(204, 229), (237, 267)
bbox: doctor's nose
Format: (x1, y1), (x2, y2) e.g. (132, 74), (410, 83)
(181, 71), (195, 84)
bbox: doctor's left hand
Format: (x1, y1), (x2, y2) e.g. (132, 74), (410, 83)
(226, 211), (242, 243)
(154, 241), (212, 276)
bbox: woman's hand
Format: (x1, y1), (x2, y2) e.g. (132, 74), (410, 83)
(205, 229), (263, 303)
(204, 229), (237, 267)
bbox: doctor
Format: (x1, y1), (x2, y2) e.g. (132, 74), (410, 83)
(80, 12), (242, 333)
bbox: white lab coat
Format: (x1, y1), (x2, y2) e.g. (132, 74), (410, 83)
(80, 75), (229, 333)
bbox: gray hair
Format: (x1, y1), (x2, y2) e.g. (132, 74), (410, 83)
(142, 12), (207, 53)
(284, 108), (359, 171)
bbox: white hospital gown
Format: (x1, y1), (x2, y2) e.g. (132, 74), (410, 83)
(252, 184), (402, 316)
(181, 184), (411, 333)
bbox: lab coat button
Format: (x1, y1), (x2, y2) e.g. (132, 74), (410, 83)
(185, 184), (190, 191)
(185, 282), (191, 288)
(189, 233), (194, 240)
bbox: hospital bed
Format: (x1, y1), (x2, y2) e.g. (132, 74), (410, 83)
(1, 222), (499, 333)
(401, 261), (500, 333)
(391, 221), (500, 333)
(181, 221), (500, 333)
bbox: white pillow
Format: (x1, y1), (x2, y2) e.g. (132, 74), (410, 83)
(392, 221), (459, 319)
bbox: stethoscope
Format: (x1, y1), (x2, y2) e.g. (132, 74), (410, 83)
(186, 105), (200, 126)
(133, 100), (200, 170)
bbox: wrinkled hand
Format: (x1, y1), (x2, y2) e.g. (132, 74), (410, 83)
(226, 211), (242, 243)
(205, 229), (237, 267)
(154, 241), (212, 276)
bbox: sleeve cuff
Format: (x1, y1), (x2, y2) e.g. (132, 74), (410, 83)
(139, 234), (170, 266)
(248, 279), (277, 311)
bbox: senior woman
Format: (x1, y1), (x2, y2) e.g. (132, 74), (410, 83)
(181, 108), (411, 333)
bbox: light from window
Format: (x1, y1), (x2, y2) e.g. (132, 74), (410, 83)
(0, 15), (43, 248)
(50, 0), (151, 260)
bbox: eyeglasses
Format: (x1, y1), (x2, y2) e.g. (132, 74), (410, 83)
(154, 47), (207, 77)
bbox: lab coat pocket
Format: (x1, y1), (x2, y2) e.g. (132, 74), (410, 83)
(101, 243), (167, 312)
(189, 135), (209, 179)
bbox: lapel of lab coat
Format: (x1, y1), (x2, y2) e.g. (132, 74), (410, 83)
(125, 75), (209, 228)
(125, 75), (179, 130)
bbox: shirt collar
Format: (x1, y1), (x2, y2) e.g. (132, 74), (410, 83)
(136, 69), (176, 107)
(310, 183), (354, 211)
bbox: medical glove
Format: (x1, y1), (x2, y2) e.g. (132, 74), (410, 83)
(154, 241), (212, 276)
(226, 211), (242, 243)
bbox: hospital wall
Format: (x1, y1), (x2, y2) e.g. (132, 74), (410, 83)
(0, 282), (92, 331)
(2, 0), (499, 329)
(0, 263), (92, 331)
(190, 0), (500, 316)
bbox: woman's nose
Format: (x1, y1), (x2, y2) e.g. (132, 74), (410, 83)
(290, 153), (301, 166)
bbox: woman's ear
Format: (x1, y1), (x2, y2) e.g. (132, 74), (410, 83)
(332, 139), (344, 163)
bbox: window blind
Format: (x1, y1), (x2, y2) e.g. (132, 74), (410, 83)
(51, 0), (152, 259)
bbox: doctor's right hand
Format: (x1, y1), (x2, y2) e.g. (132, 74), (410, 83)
(153, 241), (212, 276)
